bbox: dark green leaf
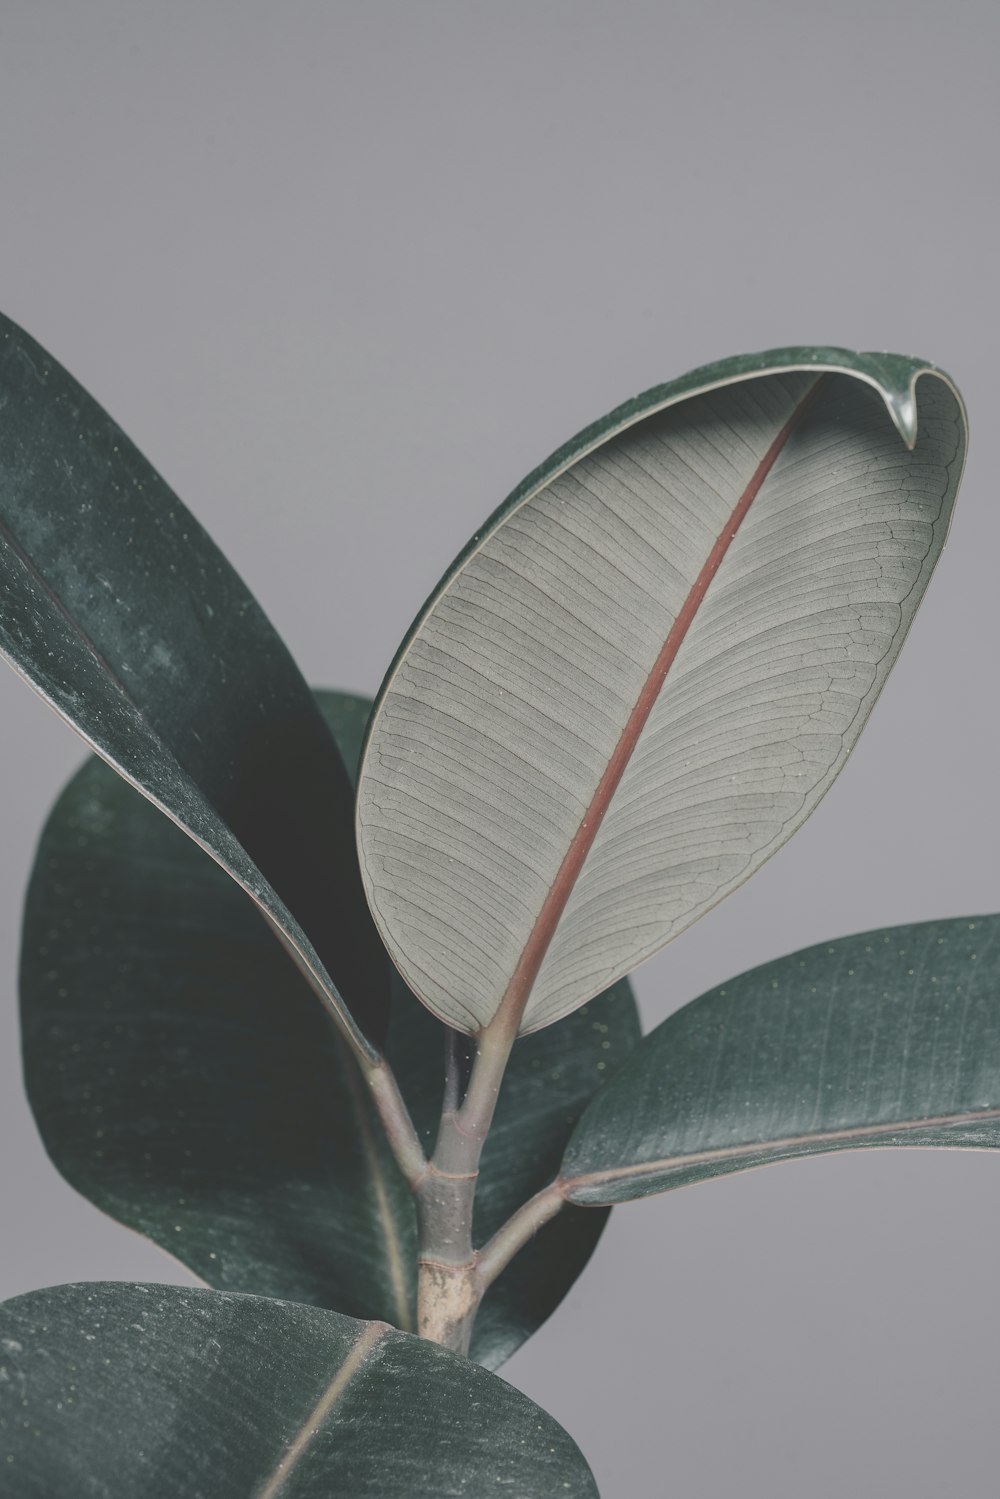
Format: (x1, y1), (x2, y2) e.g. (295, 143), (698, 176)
(22, 690), (640, 1369)
(561, 917), (1000, 1204)
(356, 348), (966, 1036)
(0, 1283), (597, 1497)
(0, 312), (386, 1053)
(22, 749), (416, 1327)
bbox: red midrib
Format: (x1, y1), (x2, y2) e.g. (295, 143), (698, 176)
(495, 375), (824, 1033)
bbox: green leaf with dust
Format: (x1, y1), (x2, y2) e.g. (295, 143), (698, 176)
(0, 311), (385, 1051)
(561, 917), (1000, 1204)
(0, 1283), (597, 1496)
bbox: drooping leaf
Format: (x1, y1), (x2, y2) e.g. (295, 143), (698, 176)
(21, 690), (640, 1369)
(356, 348), (966, 1036)
(0, 1283), (597, 1497)
(0, 312), (386, 1053)
(560, 917), (1000, 1205)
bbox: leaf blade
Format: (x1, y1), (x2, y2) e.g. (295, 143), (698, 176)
(0, 1284), (597, 1497)
(356, 349), (966, 1035)
(21, 749), (418, 1326)
(560, 916), (1000, 1205)
(0, 313), (385, 1053)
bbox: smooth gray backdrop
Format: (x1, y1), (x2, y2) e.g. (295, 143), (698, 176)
(1, 4), (996, 1495)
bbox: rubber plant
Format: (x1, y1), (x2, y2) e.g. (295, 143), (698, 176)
(0, 311), (989, 1496)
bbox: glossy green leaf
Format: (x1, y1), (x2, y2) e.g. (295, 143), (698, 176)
(0, 1283), (597, 1497)
(560, 917), (1000, 1205)
(0, 312), (385, 1054)
(22, 690), (640, 1369)
(356, 348), (966, 1036)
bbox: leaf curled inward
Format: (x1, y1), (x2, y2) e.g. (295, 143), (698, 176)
(357, 348), (966, 1034)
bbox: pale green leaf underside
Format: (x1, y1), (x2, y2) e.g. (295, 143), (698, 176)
(0, 1284), (597, 1496)
(561, 916), (1000, 1205)
(357, 351), (966, 1034)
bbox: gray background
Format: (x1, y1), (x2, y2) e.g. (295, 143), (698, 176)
(0, 3), (997, 1494)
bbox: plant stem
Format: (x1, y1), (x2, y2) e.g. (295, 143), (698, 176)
(415, 1098), (483, 1354)
(413, 1020), (517, 1354)
(452, 1009), (521, 1155)
(476, 1181), (567, 1290)
(415, 1175), (571, 1353)
(364, 1056), (427, 1190)
(415, 1004), (545, 1353)
(441, 1027), (470, 1117)
(286, 925), (428, 1188)
(415, 1153), (481, 1354)
(362, 1010), (557, 1354)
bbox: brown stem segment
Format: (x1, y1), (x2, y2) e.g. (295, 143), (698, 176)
(415, 1076), (497, 1352)
(415, 1114), (482, 1354)
(416, 1258), (482, 1355)
(416, 1176), (571, 1353)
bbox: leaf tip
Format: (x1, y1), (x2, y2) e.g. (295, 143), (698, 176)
(883, 384), (920, 450)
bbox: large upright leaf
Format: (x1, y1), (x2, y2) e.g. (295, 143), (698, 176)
(21, 689), (640, 1369)
(560, 916), (1000, 1205)
(0, 313), (386, 1051)
(0, 1284), (597, 1496)
(356, 349), (966, 1035)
